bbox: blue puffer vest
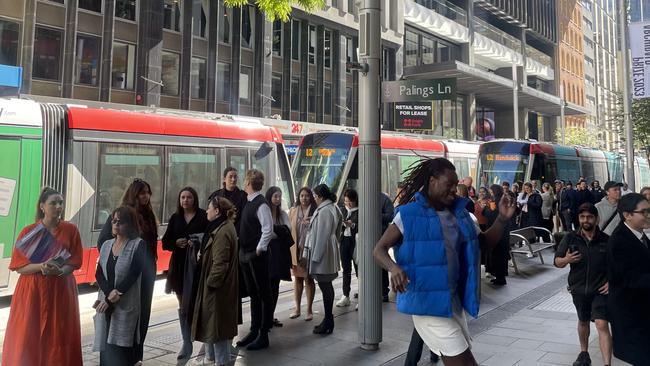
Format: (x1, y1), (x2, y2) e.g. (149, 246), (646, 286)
(394, 192), (480, 318)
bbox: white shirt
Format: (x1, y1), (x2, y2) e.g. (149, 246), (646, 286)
(624, 222), (645, 241)
(247, 191), (276, 252)
(343, 207), (358, 237)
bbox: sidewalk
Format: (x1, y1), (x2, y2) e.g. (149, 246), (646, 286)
(80, 252), (629, 365)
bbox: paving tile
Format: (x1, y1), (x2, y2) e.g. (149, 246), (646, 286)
(536, 341), (581, 355)
(510, 339), (545, 350)
(538, 351), (580, 365)
(474, 334), (519, 346)
(481, 353), (525, 366)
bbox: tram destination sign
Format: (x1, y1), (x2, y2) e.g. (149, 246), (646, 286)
(382, 78), (456, 102)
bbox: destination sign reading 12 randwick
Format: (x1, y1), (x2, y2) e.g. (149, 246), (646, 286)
(382, 78), (456, 102)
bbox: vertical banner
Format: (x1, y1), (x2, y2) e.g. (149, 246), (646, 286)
(630, 21), (650, 99)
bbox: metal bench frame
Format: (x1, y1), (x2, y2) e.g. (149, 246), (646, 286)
(508, 226), (556, 274)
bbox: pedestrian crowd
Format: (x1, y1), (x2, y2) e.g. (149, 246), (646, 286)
(1, 160), (649, 366)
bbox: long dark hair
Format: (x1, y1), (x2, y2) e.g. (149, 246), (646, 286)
(176, 187), (199, 216)
(397, 158), (456, 206)
(111, 206), (140, 239)
(294, 187), (317, 216)
(35, 187), (61, 221)
(121, 178), (157, 243)
(489, 184), (503, 205)
(265, 186), (283, 219)
(313, 184), (337, 203)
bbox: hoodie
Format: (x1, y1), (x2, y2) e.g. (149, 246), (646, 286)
(595, 196), (620, 236)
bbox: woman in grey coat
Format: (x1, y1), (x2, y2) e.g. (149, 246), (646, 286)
(540, 182), (556, 233)
(304, 184), (342, 335)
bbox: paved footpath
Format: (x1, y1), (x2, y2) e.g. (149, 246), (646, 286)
(79, 252), (631, 366)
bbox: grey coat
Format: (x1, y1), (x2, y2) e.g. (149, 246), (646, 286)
(541, 191), (555, 219)
(93, 238), (143, 351)
(595, 196), (620, 235)
(305, 200), (342, 277)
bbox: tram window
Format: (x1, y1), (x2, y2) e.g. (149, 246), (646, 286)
(226, 148), (249, 187)
(251, 144), (272, 190)
(95, 144), (164, 228)
(164, 147), (221, 220)
(557, 158), (580, 182)
(530, 155), (545, 182)
(580, 160), (595, 182)
(388, 156), (399, 198)
(400, 155), (420, 181)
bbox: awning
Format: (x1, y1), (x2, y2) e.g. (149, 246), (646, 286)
(402, 61), (586, 116)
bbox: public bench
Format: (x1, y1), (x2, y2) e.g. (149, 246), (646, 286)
(508, 227), (556, 274)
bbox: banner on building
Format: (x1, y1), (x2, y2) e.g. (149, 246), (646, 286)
(630, 21), (650, 99)
(394, 102), (433, 130)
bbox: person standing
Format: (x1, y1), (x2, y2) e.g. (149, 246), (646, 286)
(2, 187), (83, 366)
(304, 184), (342, 335)
(236, 169), (275, 350)
(595, 181), (622, 236)
(337, 188), (359, 307)
(518, 182), (542, 228)
(560, 181), (576, 232)
(474, 187), (490, 231)
(380, 192), (395, 302)
(191, 196), (239, 366)
(161, 187), (208, 359)
(94, 206), (146, 366)
(483, 184), (513, 286)
(265, 186), (293, 327)
(463, 177), (476, 199)
(374, 158), (516, 365)
(574, 181), (594, 229)
(288, 187), (317, 321)
(541, 182), (556, 233)
(554, 203), (612, 366)
(590, 181), (605, 203)
(606, 193), (650, 366)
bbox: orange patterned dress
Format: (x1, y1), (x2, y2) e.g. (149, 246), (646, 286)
(1, 221), (83, 366)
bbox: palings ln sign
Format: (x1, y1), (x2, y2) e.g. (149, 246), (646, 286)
(382, 78), (456, 102)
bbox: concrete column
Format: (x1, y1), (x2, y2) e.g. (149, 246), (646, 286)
(136, 0), (164, 106)
(464, 0), (475, 66)
(465, 93), (476, 140)
(100, 0), (116, 101)
(20, 0), (37, 93)
(316, 25), (325, 124)
(519, 28), (528, 81)
(206, 0), (220, 112)
(253, 12), (272, 117)
(333, 31), (347, 125)
(281, 20), (293, 119)
(61, 0), (78, 98)
(179, 0), (194, 109)
(229, 6), (242, 114)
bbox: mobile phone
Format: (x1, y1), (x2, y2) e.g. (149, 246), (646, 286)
(568, 244), (579, 253)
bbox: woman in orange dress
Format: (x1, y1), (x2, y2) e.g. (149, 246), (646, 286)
(1, 187), (83, 366)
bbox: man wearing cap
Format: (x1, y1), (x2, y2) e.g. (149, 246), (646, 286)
(555, 203), (612, 366)
(595, 181), (623, 236)
(560, 181), (576, 231)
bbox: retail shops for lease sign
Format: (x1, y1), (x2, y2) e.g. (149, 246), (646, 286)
(383, 78), (456, 131)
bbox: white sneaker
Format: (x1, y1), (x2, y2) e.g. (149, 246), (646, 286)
(336, 295), (350, 307)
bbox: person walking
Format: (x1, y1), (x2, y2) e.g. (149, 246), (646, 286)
(1, 187), (83, 366)
(265, 186), (293, 327)
(161, 187), (208, 359)
(337, 188), (359, 308)
(288, 187), (317, 321)
(595, 181), (623, 236)
(304, 184), (342, 335)
(541, 182), (556, 233)
(97, 178), (158, 363)
(374, 158), (516, 365)
(93, 206), (147, 366)
(191, 196), (239, 366)
(554, 203), (612, 366)
(236, 169), (275, 350)
(560, 181), (577, 232)
(606, 193), (650, 366)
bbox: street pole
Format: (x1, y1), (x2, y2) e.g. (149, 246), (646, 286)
(357, 0), (382, 351)
(512, 60), (519, 139)
(560, 84), (565, 145)
(618, 0), (635, 190)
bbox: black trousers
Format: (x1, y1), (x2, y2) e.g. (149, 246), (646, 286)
(404, 328), (436, 366)
(241, 252), (273, 332)
(340, 236), (358, 297)
(560, 209), (572, 232)
(135, 255), (156, 361)
(382, 269), (390, 297)
(317, 280), (335, 319)
(270, 277), (281, 318)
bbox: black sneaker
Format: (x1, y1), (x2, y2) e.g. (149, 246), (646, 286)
(572, 351), (591, 366)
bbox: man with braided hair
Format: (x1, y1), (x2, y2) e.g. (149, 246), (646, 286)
(374, 158), (516, 366)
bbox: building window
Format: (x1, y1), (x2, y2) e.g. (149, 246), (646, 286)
(324, 82), (331, 115)
(193, 0), (208, 37)
(291, 77), (300, 111)
(240, 66), (252, 104)
(0, 20), (19, 66)
(115, 0), (136, 21)
(190, 57), (206, 98)
(241, 5), (255, 49)
(112, 42), (135, 90)
(75, 34), (100, 86)
(421, 36), (434, 64)
(324, 30), (331, 68)
(404, 30), (418, 67)
(79, 0), (102, 12)
(272, 20), (282, 56)
(291, 20), (301, 60)
(161, 51), (180, 95)
(308, 25), (316, 64)
(308, 79), (316, 113)
(163, 0), (181, 32)
(437, 42), (451, 62)
(345, 87), (352, 118)
(218, 2), (231, 44)
(216, 62), (230, 102)
(271, 73), (282, 108)
(332, 0), (338, 8)
(33, 27), (62, 81)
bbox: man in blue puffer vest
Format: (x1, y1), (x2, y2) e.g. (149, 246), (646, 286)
(374, 158), (516, 366)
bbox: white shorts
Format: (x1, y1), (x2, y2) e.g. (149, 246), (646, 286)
(412, 310), (472, 357)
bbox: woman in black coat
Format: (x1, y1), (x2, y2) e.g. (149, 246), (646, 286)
(161, 187), (208, 360)
(484, 184), (513, 286)
(266, 187), (293, 328)
(606, 193), (650, 366)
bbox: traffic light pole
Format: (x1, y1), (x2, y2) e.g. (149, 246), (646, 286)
(618, 0), (635, 190)
(357, 0), (382, 351)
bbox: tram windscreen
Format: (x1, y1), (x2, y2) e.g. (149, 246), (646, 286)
(292, 133), (354, 195)
(478, 142), (529, 186)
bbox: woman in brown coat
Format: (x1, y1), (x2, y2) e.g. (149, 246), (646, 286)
(191, 196), (238, 366)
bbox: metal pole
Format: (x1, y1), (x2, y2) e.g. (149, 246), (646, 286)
(618, 0), (635, 190)
(560, 84), (565, 144)
(512, 60), (519, 139)
(357, 0), (382, 351)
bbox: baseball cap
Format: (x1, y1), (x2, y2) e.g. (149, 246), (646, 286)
(604, 181), (624, 191)
(577, 203), (598, 216)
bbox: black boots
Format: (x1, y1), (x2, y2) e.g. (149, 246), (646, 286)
(177, 310), (193, 360)
(246, 330), (269, 351)
(236, 330), (259, 348)
(313, 316), (334, 335)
